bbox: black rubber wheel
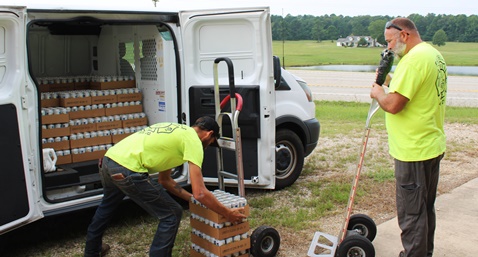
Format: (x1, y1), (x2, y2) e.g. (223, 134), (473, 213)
(275, 129), (304, 189)
(336, 234), (375, 257)
(348, 214), (377, 242)
(250, 225), (281, 257)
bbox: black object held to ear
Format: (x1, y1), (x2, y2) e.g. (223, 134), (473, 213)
(376, 49), (394, 86)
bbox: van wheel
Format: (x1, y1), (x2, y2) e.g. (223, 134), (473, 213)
(275, 129), (304, 189)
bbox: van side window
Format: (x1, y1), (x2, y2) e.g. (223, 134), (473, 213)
(118, 42), (135, 77)
(139, 39), (157, 81)
(276, 76), (291, 91)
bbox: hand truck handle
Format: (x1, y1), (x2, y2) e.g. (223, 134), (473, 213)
(214, 57), (236, 101)
(220, 93), (243, 111)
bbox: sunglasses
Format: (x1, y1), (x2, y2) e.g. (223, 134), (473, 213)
(385, 21), (403, 31)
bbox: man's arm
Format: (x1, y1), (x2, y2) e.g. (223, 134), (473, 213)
(158, 169), (192, 202)
(188, 162), (246, 224)
(371, 83), (409, 114)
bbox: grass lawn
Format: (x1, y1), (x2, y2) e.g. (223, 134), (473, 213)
(273, 41), (478, 67)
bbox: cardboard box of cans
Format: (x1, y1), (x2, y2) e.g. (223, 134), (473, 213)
(190, 219), (249, 240)
(39, 83), (75, 92)
(189, 202), (250, 224)
(40, 86), (146, 166)
(191, 234), (250, 257)
(112, 133), (133, 143)
(41, 98), (60, 107)
(70, 135), (112, 149)
(190, 250), (248, 257)
(43, 140), (70, 151)
(60, 97), (92, 107)
(189, 191), (250, 257)
(37, 75), (135, 90)
(42, 113), (69, 125)
(90, 80), (136, 90)
(42, 127), (71, 139)
(56, 154), (72, 165)
(91, 95), (117, 105)
(71, 150), (107, 163)
(69, 109), (106, 120)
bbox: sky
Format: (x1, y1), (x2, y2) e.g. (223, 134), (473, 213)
(242, 0), (477, 17)
(17, 0), (478, 17)
(155, 0), (478, 17)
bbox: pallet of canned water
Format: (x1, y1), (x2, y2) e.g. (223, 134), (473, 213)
(190, 190), (250, 257)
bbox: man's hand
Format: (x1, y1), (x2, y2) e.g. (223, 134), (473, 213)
(370, 82), (409, 114)
(189, 162), (247, 222)
(225, 208), (247, 224)
(370, 82), (386, 100)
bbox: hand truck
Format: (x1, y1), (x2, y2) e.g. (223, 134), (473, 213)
(307, 49), (394, 257)
(212, 57), (281, 257)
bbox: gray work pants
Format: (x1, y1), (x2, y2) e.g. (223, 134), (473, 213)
(395, 153), (444, 257)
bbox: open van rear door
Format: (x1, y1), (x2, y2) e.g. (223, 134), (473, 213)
(0, 7), (43, 234)
(179, 7), (276, 188)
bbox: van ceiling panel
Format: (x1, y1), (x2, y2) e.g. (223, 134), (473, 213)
(47, 23), (102, 35)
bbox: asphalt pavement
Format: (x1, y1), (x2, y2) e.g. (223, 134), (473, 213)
(288, 70), (478, 107)
(373, 177), (478, 257)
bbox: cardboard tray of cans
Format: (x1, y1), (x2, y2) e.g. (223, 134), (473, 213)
(189, 203), (250, 224)
(42, 127), (70, 139)
(96, 120), (122, 131)
(191, 234), (250, 257)
(69, 109), (106, 119)
(189, 190), (249, 224)
(60, 97), (92, 107)
(117, 92), (142, 102)
(189, 190), (250, 257)
(43, 140), (70, 151)
(70, 124), (97, 134)
(42, 113), (69, 125)
(39, 83), (75, 92)
(112, 133), (133, 144)
(91, 95), (117, 105)
(70, 136), (112, 149)
(190, 250), (249, 257)
(71, 150), (107, 163)
(122, 117), (147, 128)
(56, 155), (72, 165)
(90, 80), (136, 90)
(190, 218), (249, 240)
(105, 105), (143, 116)
(41, 98), (60, 107)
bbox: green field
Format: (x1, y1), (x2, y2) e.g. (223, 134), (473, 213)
(273, 40), (478, 67)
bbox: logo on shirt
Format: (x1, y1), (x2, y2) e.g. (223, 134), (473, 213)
(138, 123), (187, 135)
(435, 55), (447, 106)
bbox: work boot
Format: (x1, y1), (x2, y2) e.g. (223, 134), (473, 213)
(101, 243), (110, 256)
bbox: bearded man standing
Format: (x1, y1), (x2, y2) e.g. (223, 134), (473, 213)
(370, 17), (447, 257)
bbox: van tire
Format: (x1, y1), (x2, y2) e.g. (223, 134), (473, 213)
(275, 129), (304, 189)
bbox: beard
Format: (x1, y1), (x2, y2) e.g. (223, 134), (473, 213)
(393, 39), (407, 59)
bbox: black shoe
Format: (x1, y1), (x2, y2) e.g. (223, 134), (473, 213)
(101, 243), (110, 256)
(399, 251), (405, 257)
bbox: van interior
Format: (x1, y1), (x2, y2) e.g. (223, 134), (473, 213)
(30, 17), (262, 203)
(31, 18), (180, 202)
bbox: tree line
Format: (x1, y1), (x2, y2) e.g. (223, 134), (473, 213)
(271, 13), (478, 44)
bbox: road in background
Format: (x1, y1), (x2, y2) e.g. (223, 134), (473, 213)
(289, 70), (478, 107)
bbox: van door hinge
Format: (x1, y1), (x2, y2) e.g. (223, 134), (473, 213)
(21, 96), (28, 109)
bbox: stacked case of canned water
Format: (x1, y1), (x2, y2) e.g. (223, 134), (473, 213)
(190, 190), (251, 257)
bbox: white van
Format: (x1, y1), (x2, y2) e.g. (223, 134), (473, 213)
(0, 1), (319, 235)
